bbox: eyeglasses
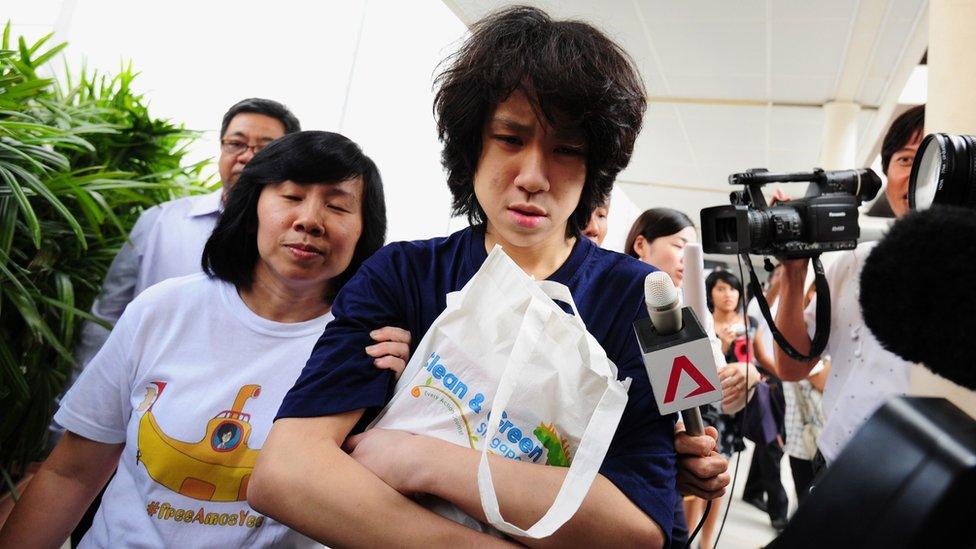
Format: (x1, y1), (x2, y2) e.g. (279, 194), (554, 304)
(220, 139), (267, 156)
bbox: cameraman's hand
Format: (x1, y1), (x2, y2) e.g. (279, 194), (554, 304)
(780, 258), (809, 285)
(769, 187), (790, 205)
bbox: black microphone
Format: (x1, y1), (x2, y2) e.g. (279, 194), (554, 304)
(860, 205), (976, 389)
(635, 272), (723, 435)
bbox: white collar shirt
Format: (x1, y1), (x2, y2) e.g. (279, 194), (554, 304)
(134, 189), (223, 294)
(74, 190), (223, 370)
(803, 242), (913, 462)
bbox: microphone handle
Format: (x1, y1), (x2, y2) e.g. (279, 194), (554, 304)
(681, 407), (705, 436)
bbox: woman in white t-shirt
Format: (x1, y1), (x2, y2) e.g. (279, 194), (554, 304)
(0, 131), (409, 548)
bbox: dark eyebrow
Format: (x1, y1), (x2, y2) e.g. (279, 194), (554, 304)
(225, 131), (276, 142)
(552, 125), (584, 143)
(326, 186), (355, 197)
(491, 116), (584, 144)
(324, 182), (363, 202)
(491, 116), (532, 134)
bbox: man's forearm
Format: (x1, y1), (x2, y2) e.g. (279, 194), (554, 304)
(753, 329), (775, 373)
(249, 420), (510, 548)
(774, 266), (819, 381)
(409, 438), (665, 548)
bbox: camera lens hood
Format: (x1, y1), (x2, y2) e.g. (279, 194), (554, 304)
(909, 133), (976, 210)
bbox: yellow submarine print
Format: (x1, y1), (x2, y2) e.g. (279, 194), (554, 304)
(136, 382), (262, 502)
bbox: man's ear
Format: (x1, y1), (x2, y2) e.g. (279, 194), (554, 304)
(633, 234), (648, 259)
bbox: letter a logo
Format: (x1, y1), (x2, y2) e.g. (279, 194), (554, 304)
(663, 355), (716, 404)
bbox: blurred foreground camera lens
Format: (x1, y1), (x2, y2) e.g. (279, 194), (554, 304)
(909, 133), (976, 210)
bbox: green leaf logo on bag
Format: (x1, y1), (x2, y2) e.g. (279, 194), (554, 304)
(533, 423), (572, 467)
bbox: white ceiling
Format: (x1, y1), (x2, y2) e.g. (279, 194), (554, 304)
(444, 0), (928, 222)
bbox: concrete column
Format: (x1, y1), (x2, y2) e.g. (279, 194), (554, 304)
(819, 101), (861, 169)
(926, 0), (976, 135)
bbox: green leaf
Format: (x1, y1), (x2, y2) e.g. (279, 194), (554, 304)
(0, 139), (50, 173)
(26, 32), (53, 56)
(0, 164), (41, 248)
(0, 248), (38, 308)
(4, 163), (86, 248)
(35, 294), (111, 329)
(8, 290), (75, 364)
(0, 196), (16, 254)
(0, 338), (29, 400)
(54, 272), (76, 338)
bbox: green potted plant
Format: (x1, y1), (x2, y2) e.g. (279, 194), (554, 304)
(0, 23), (212, 494)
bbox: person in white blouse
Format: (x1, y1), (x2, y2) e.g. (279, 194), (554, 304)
(773, 105), (924, 470)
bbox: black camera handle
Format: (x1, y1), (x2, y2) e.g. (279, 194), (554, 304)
(742, 254), (831, 362)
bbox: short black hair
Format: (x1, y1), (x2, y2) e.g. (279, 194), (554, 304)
(881, 104), (924, 175)
(220, 98), (301, 138)
(434, 6), (646, 236)
(202, 131), (386, 302)
(624, 208), (695, 258)
(706, 269), (743, 313)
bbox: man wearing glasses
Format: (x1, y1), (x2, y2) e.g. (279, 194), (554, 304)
(72, 98), (301, 368)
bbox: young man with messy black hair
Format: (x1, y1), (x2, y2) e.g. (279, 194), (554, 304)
(250, 7), (726, 547)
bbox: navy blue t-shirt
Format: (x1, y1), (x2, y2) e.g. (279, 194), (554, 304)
(278, 226), (677, 541)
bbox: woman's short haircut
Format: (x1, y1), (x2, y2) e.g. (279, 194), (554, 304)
(434, 6), (646, 236)
(881, 104), (924, 175)
(624, 208), (696, 258)
(220, 97), (302, 137)
(705, 269), (743, 313)
(202, 131), (386, 302)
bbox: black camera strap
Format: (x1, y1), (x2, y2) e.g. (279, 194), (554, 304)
(743, 254), (831, 362)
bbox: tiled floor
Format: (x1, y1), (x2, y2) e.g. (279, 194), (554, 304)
(694, 439), (798, 549)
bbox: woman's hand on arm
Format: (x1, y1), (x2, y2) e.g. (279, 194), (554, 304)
(344, 429), (666, 549)
(718, 361), (761, 414)
(366, 326), (412, 380)
(248, 413), (512, 548)
(0, 432), (122, 549)
(719, 363), (746, 412)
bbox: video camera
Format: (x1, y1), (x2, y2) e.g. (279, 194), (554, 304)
(700, 168), (881, 259)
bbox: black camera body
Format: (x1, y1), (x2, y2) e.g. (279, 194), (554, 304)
(700, 168), (881, 259)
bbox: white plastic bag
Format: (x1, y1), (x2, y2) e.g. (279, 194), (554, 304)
(368, 246), (630, 538)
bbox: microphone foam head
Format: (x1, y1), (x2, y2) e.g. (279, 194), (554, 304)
(645, 271), (678, 308)
(861, 205), (976, 390)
